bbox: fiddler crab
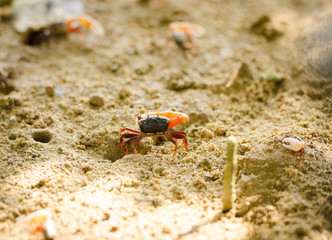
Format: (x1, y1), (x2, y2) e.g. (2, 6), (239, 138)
(26, 15), (104, 45)
(15, 209), (57, 240)
(275, 134), (305, 161)
(119, 108), (189, 156)
(169, 22), (205, 56)
(12, 0), (104, 45)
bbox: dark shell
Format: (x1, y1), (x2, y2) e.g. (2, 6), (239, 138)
(138, 115), (170, 133)
(24, 23), (66, 46)
(25, 28), (52, 45)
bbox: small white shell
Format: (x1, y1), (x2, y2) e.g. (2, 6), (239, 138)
(282, 136), (305, 152)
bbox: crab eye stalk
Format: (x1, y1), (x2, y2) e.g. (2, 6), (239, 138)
(157, 105), (161, 116)
(144, 106), (149, 117)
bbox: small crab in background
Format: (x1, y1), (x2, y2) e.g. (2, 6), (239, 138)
(11, 0), (104, 45)
(24, 16), (104, 45)
(119, 107), (189, 156)
(15, 209), (57, 240)
(275, 134), (305, 161)
(169, 21), (205, 57)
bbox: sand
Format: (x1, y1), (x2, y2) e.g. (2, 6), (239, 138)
(0, 0), (331, 239)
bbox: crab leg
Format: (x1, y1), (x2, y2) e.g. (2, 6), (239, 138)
(169, 131), (188, 150)
(292, 151), (299, 161)
(165, 132), (178, 156)
(119, 133), (139, 148)
(123, 134), (144, 155)
(274, 140), (282, 148)
(120, 128), (141, 134)
(168, 131), (186, 135)
(292, 148), (305, 161)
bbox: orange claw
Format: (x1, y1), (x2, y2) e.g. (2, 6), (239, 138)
(30, 224), (43, 235)
(167, 112), (189, 129)
(66, 15), (104, 36)
(169, 22), (205, 37)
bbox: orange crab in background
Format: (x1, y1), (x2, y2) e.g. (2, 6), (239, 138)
(15, 209), (57, 240)
(120, 108), (189, 156)
(66, 15), (105, 37)
(169, 21), (205, 55)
